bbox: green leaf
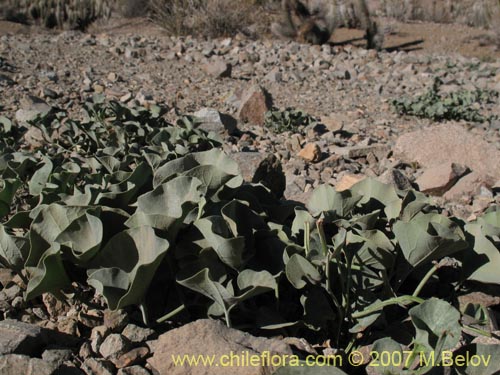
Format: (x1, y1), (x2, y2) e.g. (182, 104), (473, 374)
(177, 267), (233, 312)
(285, 253), (321, 289)
(25, 243), (71, 300)
(351, 178), (402, 220)
(87, 226), (169, 310)
(393, 213), (468, 267)
(55, 213), (103, 263)
(463, 222), (500, 284)
(0, 178), (22, 219)
(369, 337), (403, 374)
(235, 269), (277, 302)
(28, 159), (53, 196)
(194, 216), (246, 270)
(0, 224), (28, 271)
(409, 298), (461, 352)
(307, 184), (361, 218)
(273, 365), (348, 375)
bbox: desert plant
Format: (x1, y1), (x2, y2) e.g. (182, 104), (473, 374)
(0, 0), (113, 29)
(2, 99), (500, 374)
(117, 0), (150, 17)
(393, 77), (498, 123)
(264, 107), (315, 133)
(271, 0), (383, 48)
(149, 0), (257, 37)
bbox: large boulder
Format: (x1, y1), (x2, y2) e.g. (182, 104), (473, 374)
(147, 319), (291, 375)
(393, 123), (500, 197)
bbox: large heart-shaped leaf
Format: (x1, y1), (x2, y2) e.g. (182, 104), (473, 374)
(87, 226), (169, 310)
(351, 178), (402, 220)
(25, 243), (71, 300)
(55, 213), (103, 263)
(286, 253), (321, 289)
(0, 224), (28, 271)
(307, 184), (361, 218)
(0, 178), (22, 219)
(394, 213), (468, 267)
(194, 216), (246, 270)
(409, 298), (461, 352)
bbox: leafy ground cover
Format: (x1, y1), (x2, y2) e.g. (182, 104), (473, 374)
(1, 99), (500, 374)
(392, 78), (499, 123)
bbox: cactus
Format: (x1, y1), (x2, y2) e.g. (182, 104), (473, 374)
(1, 0), (114, 29)
(271, 0), (384, 49)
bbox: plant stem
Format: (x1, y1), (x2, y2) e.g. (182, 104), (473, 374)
(304, 221), (310, 256)
(352, 295), (424, 319)
(412, 262), (440, 298)
(156, 304), (186, 324)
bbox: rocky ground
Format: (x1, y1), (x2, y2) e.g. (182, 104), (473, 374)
(0, 15), (500, 375)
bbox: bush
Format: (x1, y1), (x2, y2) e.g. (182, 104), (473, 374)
(149, 0), (257, 37)
(117, 0), (150, 17)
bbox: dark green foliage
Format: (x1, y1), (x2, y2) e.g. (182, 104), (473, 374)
(392, 78), (498, 122)
(1, 99), (500, 375)
(264, 107), (315, 133)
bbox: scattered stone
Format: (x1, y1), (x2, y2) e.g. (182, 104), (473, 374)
(42, 348), (73, 367)
(377, 169), (413, 190)
(336, 174), (366, 192)
(81, 358), (115, 375)
(42, 293), (70, 319)
(393, 123), (500, 180)
(112, 346), (149, 368)
(193, 108), (237, 135)
(443, 172), (497, 201)
(298, 143), (322, 163)
(231, 152), (286, 197)
(91, 325), (109, 354)
(0, 268), (15, 288)
(237, 85), (272, 126)
(117, 366), (151, 375)
(0, 319), (47, 356)
(416, 163), (469, 196)
(99, 334), (130, 360)
(0, 354), (57, 375)
(122, 324), (155, 344)
(103, 309), (129, 332)
(15, 96), (52, 123)
(148, 319), (291, 375)
(203, 59), (232, 78)
(347, 144), (389, 160)
(320, 115), (344, 133)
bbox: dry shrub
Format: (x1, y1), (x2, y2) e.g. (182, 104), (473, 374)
(149, 0), (258, 37)
(117, 0), (150, 17)
(376, 0), (500, 28)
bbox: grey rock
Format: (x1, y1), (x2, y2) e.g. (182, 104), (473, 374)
(203, 58), (232, 78)
(0, 73), (14, 86)
(394, 123), (500, 180)
(15, 96), (52, 123)
(193, 108), (237, 135)
(347, 144), (389, 160)
(99, 334), (130, 360)
(416, 163), (469, 196)
(3, 284), (21, 301)
(0, 319), (48, 356)
(147, 319), (291, 375)
(237, 85), (272, 126)
(103, 309), (129, 332)
(81, 358), (115, 375)
(42, 348), (73, 367)
(122, 324), (155, 344)
(0, 354), (57, 375)
(231, 152), (286, 197)
(378, 169), (413, 191)
(117, 365), (151, 375)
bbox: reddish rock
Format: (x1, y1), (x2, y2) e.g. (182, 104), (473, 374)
(443, 172), (496, 201)
(298, 143), (322, 163)
(203, 59), (232, 78)
(415, 162), (468, 196)
(336, 174), (366, 192)
(237, 85), (272, 126)
(147, 319), (291, 375)
(393, 123), (500, 180)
